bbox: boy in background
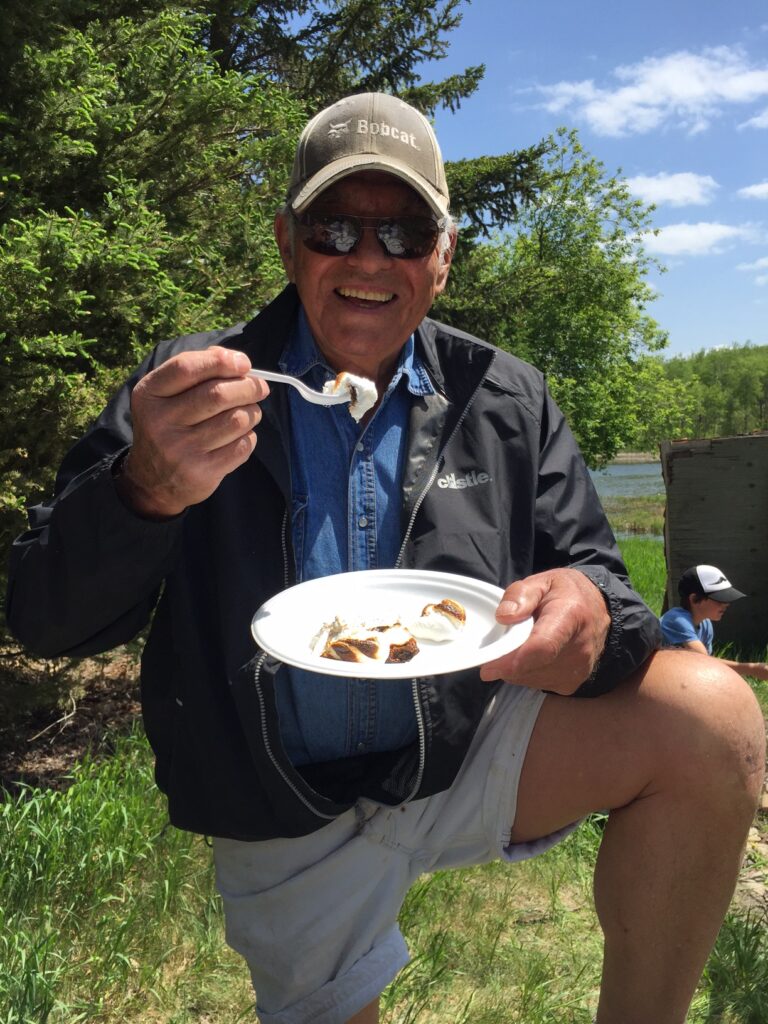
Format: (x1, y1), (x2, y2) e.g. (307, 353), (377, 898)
(660, 564), (768, 680)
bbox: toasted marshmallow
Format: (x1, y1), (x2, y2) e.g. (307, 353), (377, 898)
(408, 599), (466, 642)
(323, 371), (378, 422)
(312, 617), (419, 664)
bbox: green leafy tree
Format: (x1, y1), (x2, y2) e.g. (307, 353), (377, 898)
(196, 0), (484, 109)
(435, 129), (689, 464)
(0, 9), (303, 561)
(664, 344), (768, 439)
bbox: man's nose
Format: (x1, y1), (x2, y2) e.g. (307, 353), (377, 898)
(347, 225), (392, 269)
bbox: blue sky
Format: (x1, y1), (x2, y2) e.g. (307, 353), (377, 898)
(423, 0), (768, 358)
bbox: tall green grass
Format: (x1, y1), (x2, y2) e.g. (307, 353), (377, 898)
(617, 534), (668, 615)
(602, 494), (665, 536)
(0, 728), (252, 1023)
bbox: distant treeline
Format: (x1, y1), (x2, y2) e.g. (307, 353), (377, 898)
(637, 343), (768, 447)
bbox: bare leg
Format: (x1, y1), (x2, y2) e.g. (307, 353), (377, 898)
(347, 998), (379, 1024)
(510, 649), (766, 1024)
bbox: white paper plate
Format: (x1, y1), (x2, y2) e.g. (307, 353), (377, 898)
(251, 569), (533, 679)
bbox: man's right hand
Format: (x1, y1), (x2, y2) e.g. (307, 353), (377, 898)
(115, 347), (269, 519)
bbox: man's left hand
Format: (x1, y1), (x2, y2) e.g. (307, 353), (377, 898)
(479, 568), (611, 694)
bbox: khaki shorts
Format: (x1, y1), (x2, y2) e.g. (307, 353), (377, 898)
(213, 685), (578, 1024)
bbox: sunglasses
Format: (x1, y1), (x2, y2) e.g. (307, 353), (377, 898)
(293, 211), (445, 260)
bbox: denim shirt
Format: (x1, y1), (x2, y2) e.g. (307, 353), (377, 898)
(275, 309), (434, 766)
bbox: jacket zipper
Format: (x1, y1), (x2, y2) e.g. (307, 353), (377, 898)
(252, 652), (338, 820)
(395, 357), (493, 570)
(395, 359), (494, 803)
(252, 507), (337, 821)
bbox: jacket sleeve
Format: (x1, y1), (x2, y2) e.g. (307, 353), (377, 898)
(5, 355), (185, 659)
(532, 389), (661, 696)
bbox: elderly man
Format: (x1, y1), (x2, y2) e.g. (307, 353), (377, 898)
(7, 93), (765, 1024)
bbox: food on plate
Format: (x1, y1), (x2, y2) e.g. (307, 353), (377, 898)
(312, 618), (419, 664)
(310, 597), (467, 665)
(408, 598), (466, 642)
(322, 371), (378, 422)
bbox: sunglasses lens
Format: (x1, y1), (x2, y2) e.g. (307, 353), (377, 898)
(298, 215), (361, 256)
(296, 214), (440, 259)
(378, 218), (439, 258)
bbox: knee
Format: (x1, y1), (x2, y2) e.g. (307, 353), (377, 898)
(641, 651), (766, 808)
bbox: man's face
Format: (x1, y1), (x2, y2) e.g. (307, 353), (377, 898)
(275, 171), (453, 387)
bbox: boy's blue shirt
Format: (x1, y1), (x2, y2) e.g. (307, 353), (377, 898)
(659, 606), (714, 654)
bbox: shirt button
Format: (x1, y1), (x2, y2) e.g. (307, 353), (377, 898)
(357, 741), (366, 752)
(358, 515), (368, 528)
(356, 442), (365, 452)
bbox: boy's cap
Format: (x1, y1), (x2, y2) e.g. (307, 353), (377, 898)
(678, 565), (746, 604)
(287, 92), (450, 218)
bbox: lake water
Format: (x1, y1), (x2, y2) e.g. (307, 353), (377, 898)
(588, 461), (664, 498)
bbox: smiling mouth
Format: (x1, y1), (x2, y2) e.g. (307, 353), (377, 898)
(337, 287), (394, 304)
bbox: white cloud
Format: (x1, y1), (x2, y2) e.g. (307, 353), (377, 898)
(736, 256), (768, 271)
(739, 106), (768, 128)
(642, 222), (759, 256)
(626, 172), (718, 206)
(736, 255), (768, 286)
(737, 181), (768, 199)
(532, 46), (768, 137)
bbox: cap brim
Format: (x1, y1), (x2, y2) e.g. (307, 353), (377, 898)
(706, 587), (746, 603)
(289, 154), (449, 219)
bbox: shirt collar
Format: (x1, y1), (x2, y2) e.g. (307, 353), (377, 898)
(279, 306), (434, 398)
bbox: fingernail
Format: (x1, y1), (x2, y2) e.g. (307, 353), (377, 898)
(498, 600), (519, 617)
(234, 352), (250, 373)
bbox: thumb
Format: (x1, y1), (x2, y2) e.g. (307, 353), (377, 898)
(495, 575), (550, 623)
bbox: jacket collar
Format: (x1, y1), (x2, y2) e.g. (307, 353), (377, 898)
(415, 316), (496, 406)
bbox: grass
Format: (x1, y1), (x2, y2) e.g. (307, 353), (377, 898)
(705, 910), (768, 1024)
(1, 533), (766, 1023)
(0, 728), (254, 1023)
(601, 493), (665, 536)
(617, 533), (668, 616)
(383, 821), (607, 1023)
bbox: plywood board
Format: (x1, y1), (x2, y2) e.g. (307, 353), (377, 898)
(661, 433), (768, 651)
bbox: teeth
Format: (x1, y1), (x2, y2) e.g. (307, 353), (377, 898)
(338, 287), (393, 302)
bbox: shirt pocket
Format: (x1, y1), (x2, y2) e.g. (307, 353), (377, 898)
(291, 494), (309, 582)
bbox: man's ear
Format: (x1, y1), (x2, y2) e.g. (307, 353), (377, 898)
(274, 212), (295, 282)
(434, 226), (457, 294)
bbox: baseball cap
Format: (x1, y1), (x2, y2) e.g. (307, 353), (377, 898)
(287, 92), (450, 218)
(678, 565), (746, 604)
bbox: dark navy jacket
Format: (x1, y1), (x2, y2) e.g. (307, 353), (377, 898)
(6, 285), (661, 839)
